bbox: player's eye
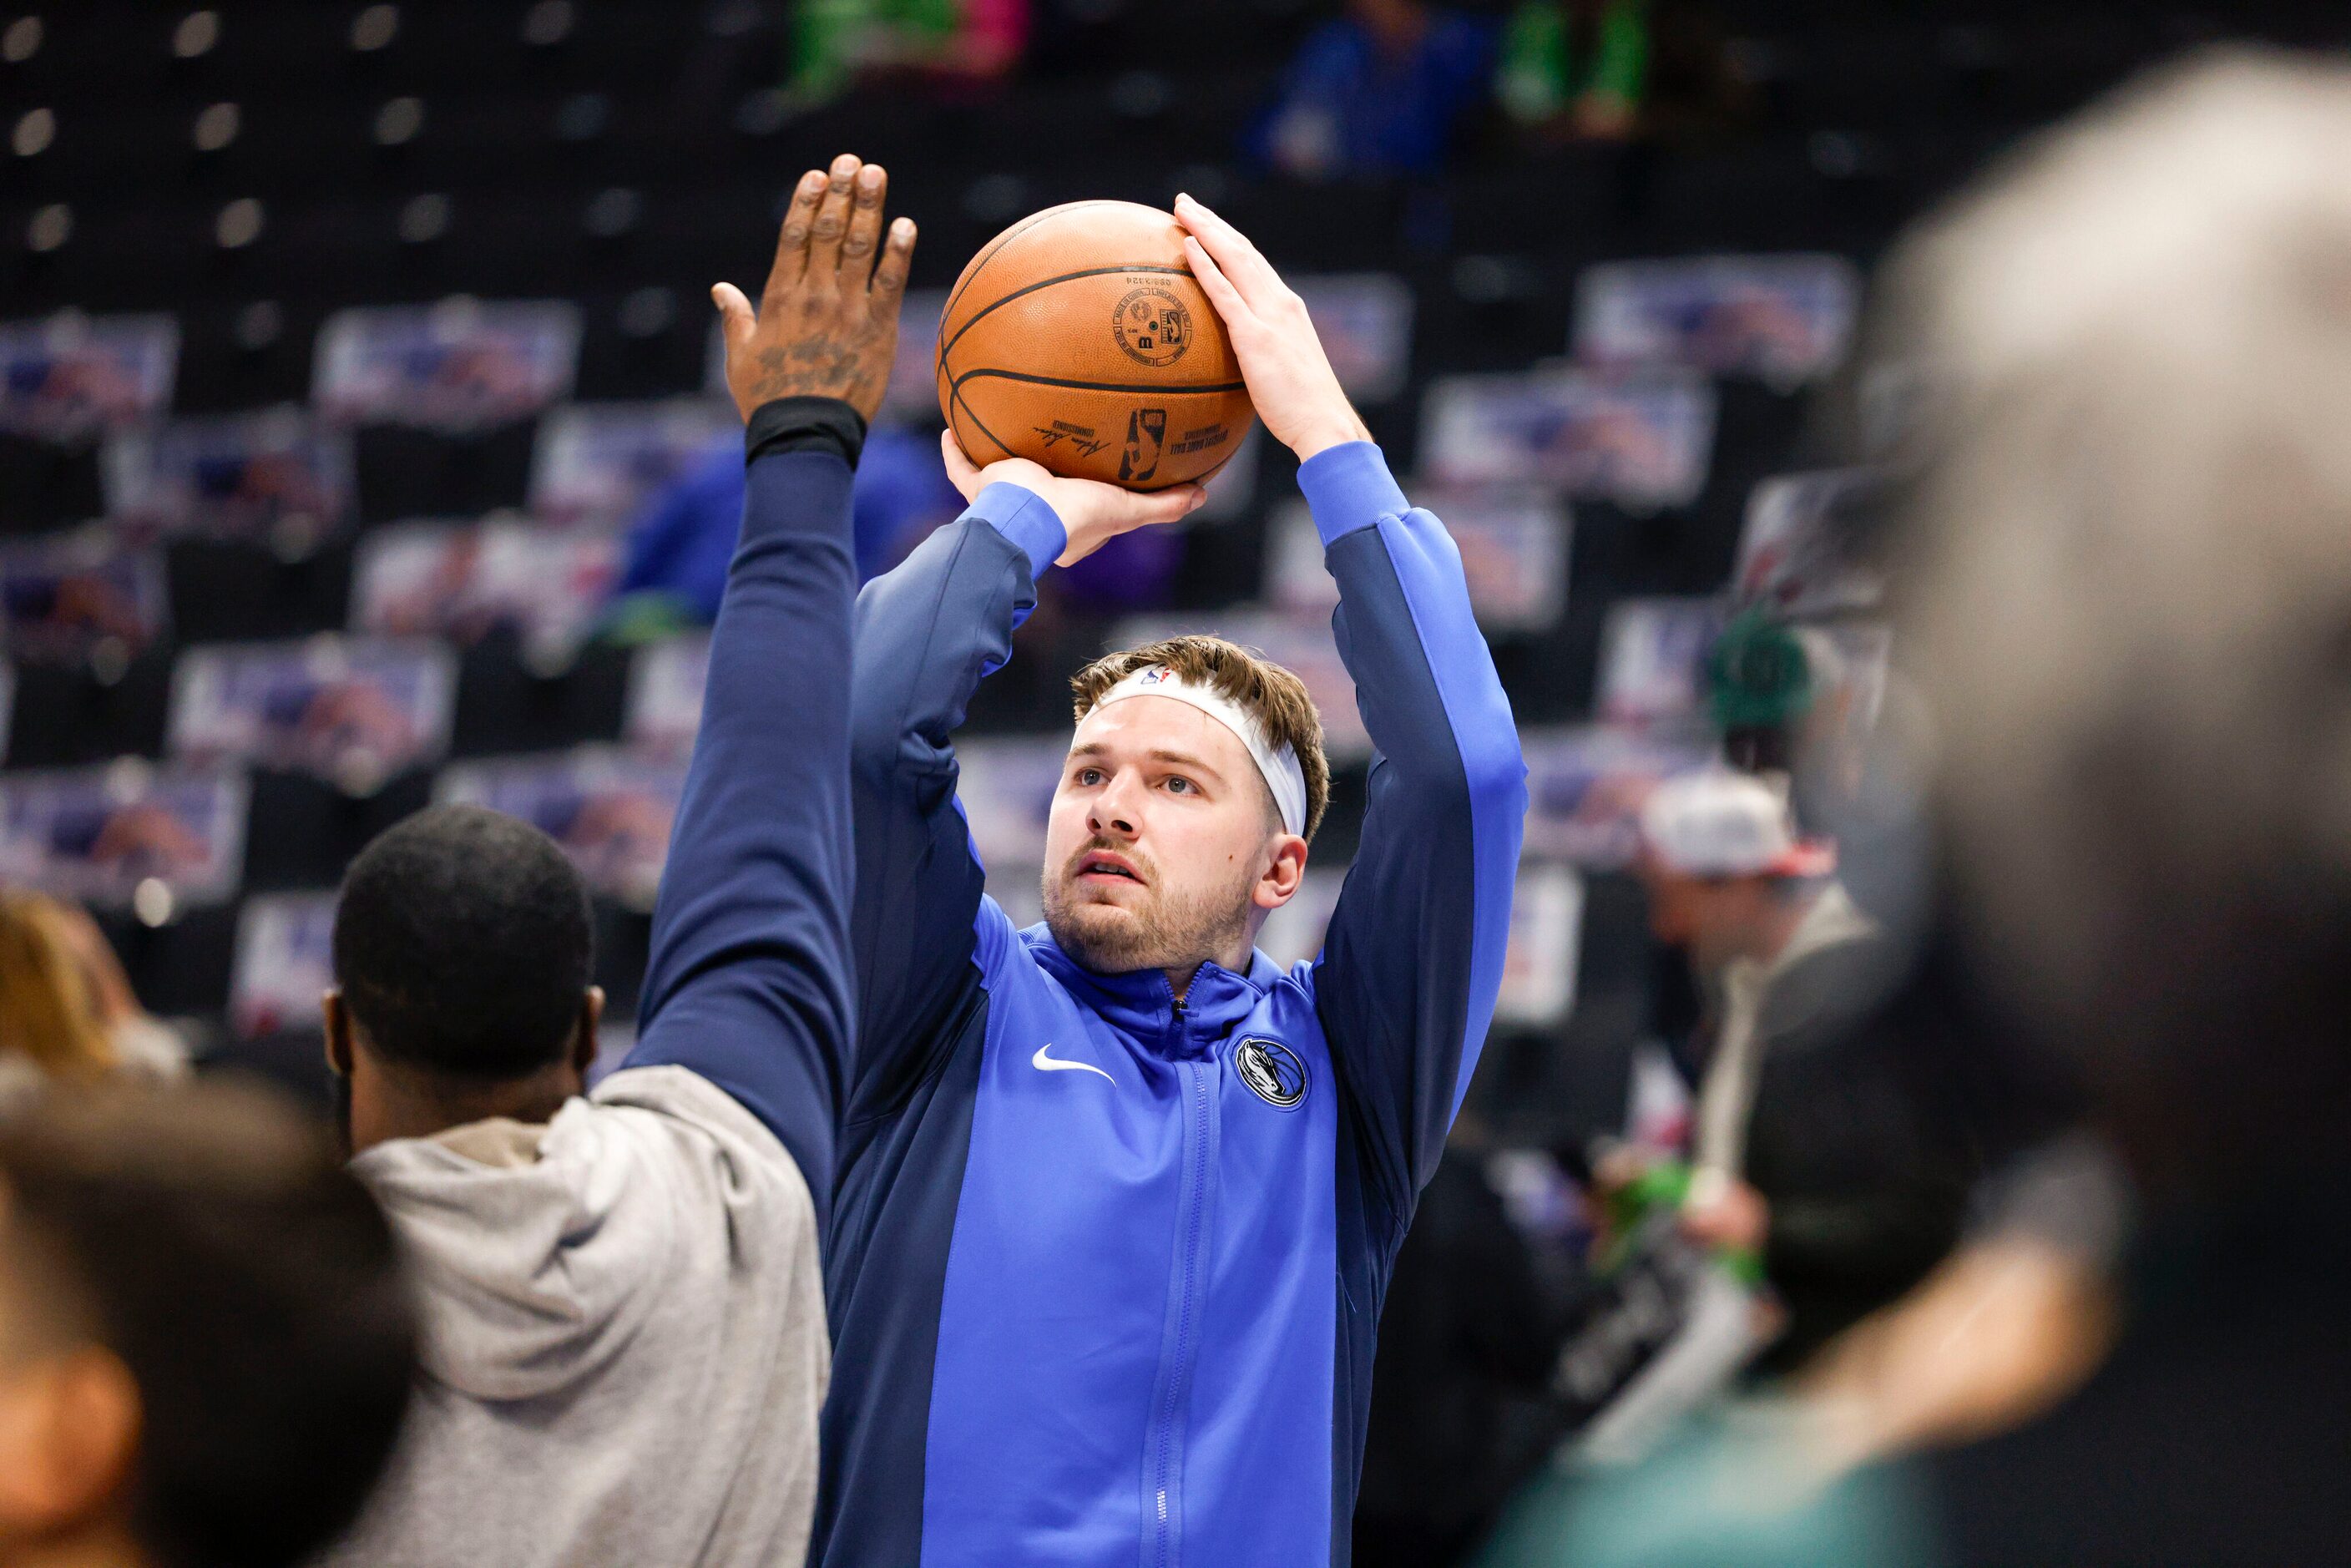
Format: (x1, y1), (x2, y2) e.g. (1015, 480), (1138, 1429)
(1164, 776), (1195, 796)
(1076, 767), (1105, 787)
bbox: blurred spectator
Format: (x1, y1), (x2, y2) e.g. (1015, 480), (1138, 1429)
(791, 0), (1030, 104)
(610, 426), (963, 629)
(1477, 48), (2351, 1568)
(0, 1083), (413, 1568)
(0, 893), (187, 1105)
(1356, 1143), (1565, 1568)
(1494, 0), (1649, 139)
(1627, 771), (1969, 1372)
(1249, 0), (1500, 180)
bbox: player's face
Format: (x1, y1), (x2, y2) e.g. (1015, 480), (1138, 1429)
(1043, 696), (1280, 977)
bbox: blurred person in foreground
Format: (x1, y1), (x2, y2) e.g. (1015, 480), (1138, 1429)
(0, 1085), (412, 1568)
(0, 893), (186, 1105)
(1622, 770), (1970, 1374)
(322, 154), (911, 1568)
(1478, 49), (2351, 1566)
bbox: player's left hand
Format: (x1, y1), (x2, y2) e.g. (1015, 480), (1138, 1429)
(940, 432), (1206, 568)
(1174, 192), (1371, 463)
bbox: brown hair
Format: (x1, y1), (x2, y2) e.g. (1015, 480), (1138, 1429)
(1071, 635), (1331, 840)
(0, 893), (116, 1085)
(0, 1082), (415, 1567)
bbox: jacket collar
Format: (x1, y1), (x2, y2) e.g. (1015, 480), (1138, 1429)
(1022, 925), (1277, 1057)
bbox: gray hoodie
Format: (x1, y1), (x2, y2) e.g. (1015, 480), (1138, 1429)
(328, 1065), (826, 1568)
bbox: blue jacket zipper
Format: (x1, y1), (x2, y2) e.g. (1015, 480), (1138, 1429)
(1149, 988), (1213, 1568)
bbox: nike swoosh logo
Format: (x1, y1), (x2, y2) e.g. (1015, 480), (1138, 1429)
(1033, 1043), (1114, 1083)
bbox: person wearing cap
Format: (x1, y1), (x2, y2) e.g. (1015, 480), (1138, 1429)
(1629, 769), (1970, 1372)
(814, 195), (1527, 1568)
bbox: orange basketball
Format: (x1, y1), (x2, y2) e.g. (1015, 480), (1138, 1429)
(936, 201), (1254, 491)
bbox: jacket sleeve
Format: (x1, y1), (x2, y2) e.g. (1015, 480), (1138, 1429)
(1305, 442), (1528, 1227)
(845, 480), (1066, 1120)
(624, 438), (859, 1227)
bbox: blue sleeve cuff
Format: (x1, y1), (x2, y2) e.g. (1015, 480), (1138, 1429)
(1297, 441), (1409, 548)
(967, 482), (1068, 580)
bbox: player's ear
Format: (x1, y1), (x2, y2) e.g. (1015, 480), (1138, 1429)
(1252, 835), (1308, 911)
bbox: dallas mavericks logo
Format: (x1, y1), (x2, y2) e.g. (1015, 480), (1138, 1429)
(1235, 1038), (1307, 1110)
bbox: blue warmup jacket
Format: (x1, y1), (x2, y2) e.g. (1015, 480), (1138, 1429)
(817, 442), (1529, 1568)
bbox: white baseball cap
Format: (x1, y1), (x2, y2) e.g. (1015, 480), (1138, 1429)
(1638, 769), (1836, 879)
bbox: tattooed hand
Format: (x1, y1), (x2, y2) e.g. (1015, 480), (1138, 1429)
(713, 153), (917, 424)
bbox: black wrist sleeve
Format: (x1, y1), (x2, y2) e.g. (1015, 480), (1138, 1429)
(745, 395), (868, 470)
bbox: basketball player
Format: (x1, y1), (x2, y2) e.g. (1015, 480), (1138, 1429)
(321, 154), (910, 1568)
(815, 194), (1527, 1566)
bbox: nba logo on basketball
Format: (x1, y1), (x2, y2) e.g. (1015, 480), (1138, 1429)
(1120, 408), (1167, 484)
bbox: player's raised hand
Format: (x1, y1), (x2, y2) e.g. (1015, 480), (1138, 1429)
(1174, 192), (1371, 463)
(713, 152), (917, 424)
(940, 431), (1206, 568)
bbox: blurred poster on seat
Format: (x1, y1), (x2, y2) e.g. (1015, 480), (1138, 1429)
(1264, 484), (1569, 634)
(0, 313), (178, 443)
(435, 747), (684, 911)
(1496, 863), (1583, 1026)
(314, 299), (580, 431)
(955, 735), (1069, 870)
(1418, 368), (1715, 509)
(101, 405), (354, 554)
(1595, 597), (1722, 730)
(1114, 608), (1369, 761)
(1296, 275), (1414, 403)
(352, 518), (621, 672)
(1575, 255), (1861, 390)
(0, 529), (168, 669)
(169, 637), (458, 796)
(1520, 726), (1715, 870)
(529, 398), (737, 527)
(1734, 468), (1887, 617)
(0, 762), (248, 910)
(622, 634), (710, 761)
(1256, 868), (1345, 971)
(230, 891), (337, 1039)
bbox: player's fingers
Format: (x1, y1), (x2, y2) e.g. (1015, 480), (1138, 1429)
(768, 169), (828, 294)
(940, 428), (984, 501)
(1183, 238), (1257, 334)
(710, 282), (756, 348)
(840, 163), (887, 277)
(1175, 193), (1283, 301)
(804, 153), (862, 283)
(870, 217), (918, 314)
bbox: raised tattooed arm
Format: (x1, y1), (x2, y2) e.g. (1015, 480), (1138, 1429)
(629, 154), (914, 1229)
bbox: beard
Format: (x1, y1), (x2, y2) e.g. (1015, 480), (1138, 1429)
(1042, 838), (1256, 977)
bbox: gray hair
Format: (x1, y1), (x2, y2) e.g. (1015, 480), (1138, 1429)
(1886, 49), (2351, 1188)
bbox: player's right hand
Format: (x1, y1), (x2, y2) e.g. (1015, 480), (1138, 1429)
(940, 432), (1206, 568)
(1174, 192), (1371, 463)
(713, 153), (916, 424)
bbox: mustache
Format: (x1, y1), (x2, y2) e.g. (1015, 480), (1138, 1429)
(1058, 837), (1155, 887)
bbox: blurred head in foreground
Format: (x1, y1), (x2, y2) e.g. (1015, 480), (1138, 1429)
(0, 1085), (413, 1568)
(1886, 48), (2351, 1203)
(327, 806), (600, 1152)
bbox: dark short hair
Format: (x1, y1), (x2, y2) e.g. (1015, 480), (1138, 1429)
(0, 1083), (414, 1567)
(333, 805), (594, 1080)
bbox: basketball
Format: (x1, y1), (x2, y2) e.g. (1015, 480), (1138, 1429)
(936, 201), (1256, 491)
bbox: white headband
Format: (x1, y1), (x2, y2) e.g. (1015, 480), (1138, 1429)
(1094, 665), (1309, 837)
